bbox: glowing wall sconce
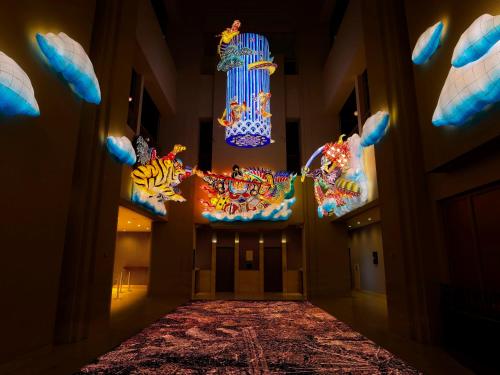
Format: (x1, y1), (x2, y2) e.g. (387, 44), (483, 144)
(36, 32), (101, 104)
(360, 111), (390, 147)
(433, 14), (500, 126)
(412, 21), (444, 65)
(0, 51), (39, 116)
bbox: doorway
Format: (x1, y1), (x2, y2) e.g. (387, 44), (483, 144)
(264, 247), (283, 292)
(216, 247), (235, 292)
(111, 206), (152, 316)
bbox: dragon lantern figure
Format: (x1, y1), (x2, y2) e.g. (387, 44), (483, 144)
(217, 20), (241, 57)
(198, 165), (296, 222)
(301, 134), (368, 218)
(216, 20), (255, 72)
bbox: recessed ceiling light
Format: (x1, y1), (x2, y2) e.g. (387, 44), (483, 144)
(127, 220), (131, 224)
(128, 96), (132, 102)
(348, 225), (352, 228)
(357, 221), (361, 225)
(354, 111), (358, 117)
(137, 224), (141, 227)
(146, 227), (150, 230)
(368, 217), (372, 221)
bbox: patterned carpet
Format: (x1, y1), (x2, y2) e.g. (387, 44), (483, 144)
(78, 301), (421, 374)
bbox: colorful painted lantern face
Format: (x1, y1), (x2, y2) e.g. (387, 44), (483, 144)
(199, 165), (296, 222)
(217, 20), (277, 148)
(302, 134), (368, 218)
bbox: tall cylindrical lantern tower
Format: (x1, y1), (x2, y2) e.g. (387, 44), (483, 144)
(220, 32), (276, 148)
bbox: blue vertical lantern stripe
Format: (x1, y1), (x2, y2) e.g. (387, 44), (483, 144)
(225, 33), (272, 148)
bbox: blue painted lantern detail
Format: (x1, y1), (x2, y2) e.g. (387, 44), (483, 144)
(36, 32), (101, 104)
(225, 33), (272, 148)
(412, 21), (444, 65)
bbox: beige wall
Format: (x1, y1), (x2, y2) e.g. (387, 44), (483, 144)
(324, 0), (366, 114)
(0, 0), (97, 363)
(136, 0), (176, 115)
(349, 223), (386, 294)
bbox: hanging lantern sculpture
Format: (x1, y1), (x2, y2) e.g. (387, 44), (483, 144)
(217, 20), (277, 148)
(301, 134), (368, 218)
(197, 165), (296, 222)
(106, 135), (194, 216)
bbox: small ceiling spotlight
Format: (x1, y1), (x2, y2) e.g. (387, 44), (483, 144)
(354, 111), (358, 117)
(128, 96), (133, 102)
(127, 220), (132, 224)
(357, 221), (361, 225)
(368, 217), (372, 221)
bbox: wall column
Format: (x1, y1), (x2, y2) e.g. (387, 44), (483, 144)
(361, 0), (437, 342)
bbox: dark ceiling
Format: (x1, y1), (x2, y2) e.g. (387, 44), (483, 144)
(163, 0), (333, 33)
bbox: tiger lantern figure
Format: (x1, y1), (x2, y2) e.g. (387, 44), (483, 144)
(131, 143), (193, 203)
(106, 135), (194, 215)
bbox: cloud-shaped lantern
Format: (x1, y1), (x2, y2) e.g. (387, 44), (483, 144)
(106, 136), (136, 166)
(433, 14), (500, 126)
(412, 21), (444, 65)
(360, 111), (390, 147)
(0, 52), (39, 116)
(132, 189), (167, 216)
(36, 32), (101, 104)
(452, 14), (500, 67)
(202, 197), (296, 222)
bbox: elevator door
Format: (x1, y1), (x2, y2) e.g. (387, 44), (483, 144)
(264, 247), (283, 292)
(216, 247), (234, 292)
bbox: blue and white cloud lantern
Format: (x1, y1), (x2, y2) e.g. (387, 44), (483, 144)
(0, 52), (39, 116)
(132, 188), (167, 217)
(203, 197), (296, 222)
(412, 21), (444, 65)
(360, 111), (390, 147)
(452, 14), (500, 67)
(106, 136), (136, 166)
(36, 32), (101, 104)
(433, 14), (500, 126)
